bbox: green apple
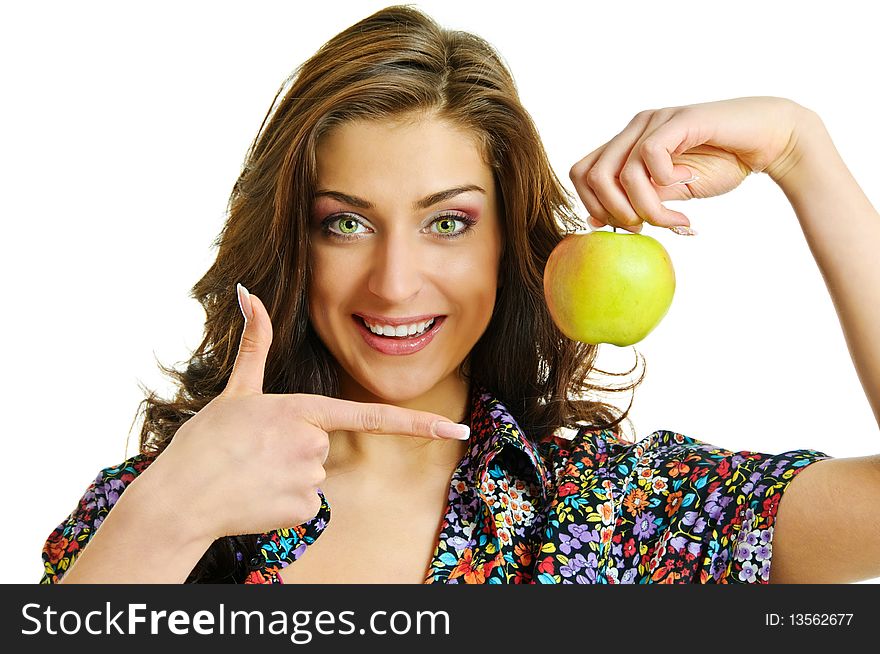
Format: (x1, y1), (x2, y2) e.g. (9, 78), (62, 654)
(543, 231), (676, 346)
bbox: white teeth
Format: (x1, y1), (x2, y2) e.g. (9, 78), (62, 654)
(365, 317), (435, 338)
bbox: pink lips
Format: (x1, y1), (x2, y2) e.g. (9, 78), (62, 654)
(352, 315), (445, 356)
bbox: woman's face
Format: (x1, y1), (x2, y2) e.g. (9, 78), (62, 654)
(308, 113), (503, 403)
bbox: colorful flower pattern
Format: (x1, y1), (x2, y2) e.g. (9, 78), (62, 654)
(41, 383), (830, 584)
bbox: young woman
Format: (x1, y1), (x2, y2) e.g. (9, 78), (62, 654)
(41, 5), (879, 584)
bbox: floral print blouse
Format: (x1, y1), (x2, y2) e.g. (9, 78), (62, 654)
(41, 382), (831, 584)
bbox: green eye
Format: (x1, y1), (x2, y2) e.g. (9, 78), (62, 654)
(435, 218), (457, 235)
(337, 218), (359, 234)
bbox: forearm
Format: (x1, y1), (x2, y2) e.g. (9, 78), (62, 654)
(59, 470), (214, 584)
(769, 108), (880, 428)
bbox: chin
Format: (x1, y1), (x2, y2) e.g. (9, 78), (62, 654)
(341, 364), (451, 404)
(361, 376), (438, 404)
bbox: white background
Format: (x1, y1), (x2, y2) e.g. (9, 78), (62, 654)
(3, 0), (878, 584)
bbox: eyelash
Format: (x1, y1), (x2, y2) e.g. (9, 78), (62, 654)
(319, 211), (477, 242)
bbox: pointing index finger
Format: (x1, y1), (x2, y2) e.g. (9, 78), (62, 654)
(302, 396), (471, 441)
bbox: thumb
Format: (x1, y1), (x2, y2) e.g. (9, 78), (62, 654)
(225, 283), (273, 396)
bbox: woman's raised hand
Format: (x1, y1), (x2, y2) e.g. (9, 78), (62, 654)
(569, 96), (813, 233)
(148, 284), (470, 542)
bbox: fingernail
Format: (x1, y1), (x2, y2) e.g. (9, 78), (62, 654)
(236, 283), (254, 321)
(669, 225), (697, 236)
(674, 175), (700, 185)
(433, 421), (470, 440)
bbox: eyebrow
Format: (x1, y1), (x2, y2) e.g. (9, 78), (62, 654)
(313, 184), (486, 210)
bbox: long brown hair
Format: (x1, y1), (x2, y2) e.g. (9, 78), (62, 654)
(132, 4), (645, 583)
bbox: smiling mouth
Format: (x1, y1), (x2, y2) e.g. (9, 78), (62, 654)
(353, 315), (444, 338)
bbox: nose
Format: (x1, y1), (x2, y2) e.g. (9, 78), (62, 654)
(366, 226), (425, 303)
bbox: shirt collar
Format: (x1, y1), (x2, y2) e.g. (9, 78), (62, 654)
(465, 381), (553, 502)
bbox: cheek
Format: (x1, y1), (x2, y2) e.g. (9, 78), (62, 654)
(450, 264), (498, 322)
(457, 246), (500, 290)
(308, 247), (343, 295)
(307, 249), (367, 330)
(306, 264), (336, 327)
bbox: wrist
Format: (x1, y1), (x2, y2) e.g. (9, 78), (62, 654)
(764, 104), (836, 189)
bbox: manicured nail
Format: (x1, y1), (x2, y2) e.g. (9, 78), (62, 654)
(669, 225), (697, 236)
(433, 421), (470, 440)
(236, 283), (254, 321)
(675, 175), (700, 185)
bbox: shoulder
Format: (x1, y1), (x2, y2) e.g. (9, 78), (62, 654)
(77, 453), (158, 513)
(539, 425), (830, 484)
(97, 453), (157, 482)
(40, 453), (158, 583)
(533, 425), (832, 583)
